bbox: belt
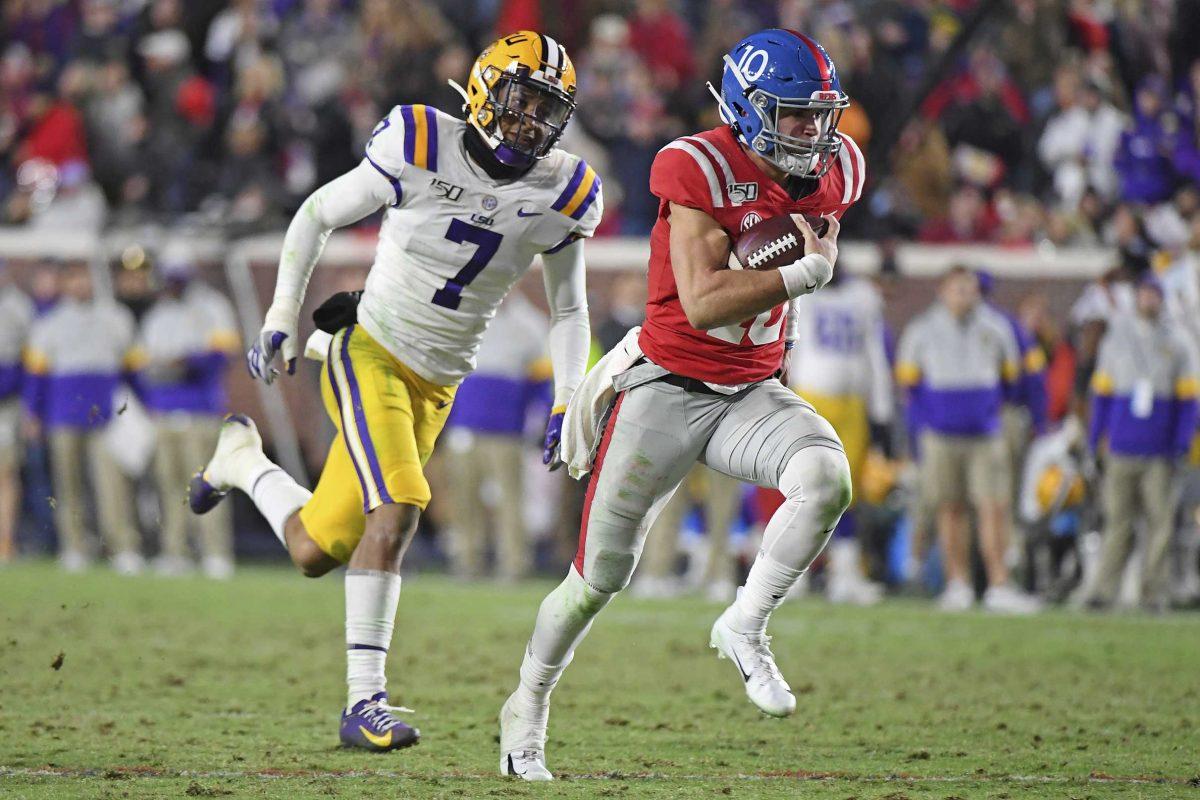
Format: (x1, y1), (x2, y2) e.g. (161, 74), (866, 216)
(657, 372), (725, 396)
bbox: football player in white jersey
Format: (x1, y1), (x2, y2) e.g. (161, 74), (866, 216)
(188, 31), (602, 751)
(787, 273), (893, 604)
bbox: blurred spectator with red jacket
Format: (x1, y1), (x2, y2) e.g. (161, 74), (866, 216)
(628, 0), (695, 94)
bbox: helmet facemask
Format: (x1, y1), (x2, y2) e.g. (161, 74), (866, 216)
(749, 90), (847, 178)
(477, 72), (575, 168)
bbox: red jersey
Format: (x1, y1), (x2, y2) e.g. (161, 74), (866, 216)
(638, 124), (866, 385)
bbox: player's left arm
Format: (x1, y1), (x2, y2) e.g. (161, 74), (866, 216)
(538, 239), (590, 469)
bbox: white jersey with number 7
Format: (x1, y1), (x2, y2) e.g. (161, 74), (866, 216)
(356, 103), (603, 385)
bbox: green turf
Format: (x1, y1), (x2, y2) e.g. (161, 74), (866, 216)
(1, 562), (1197, 799)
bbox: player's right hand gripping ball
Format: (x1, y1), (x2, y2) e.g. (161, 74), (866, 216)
(733, 214), (828, 271)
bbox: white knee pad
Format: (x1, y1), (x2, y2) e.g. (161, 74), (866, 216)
(779, 446), (853, 527)
(580, 546), (640, 595)
(759, 447), (852, 568)
(567, 564), (619, 612)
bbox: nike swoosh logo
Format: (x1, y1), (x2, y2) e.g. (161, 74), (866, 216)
(437, 400), (450, 409)
(804, 281), (817, 292)
(517, 208), (542, 217)
(730, 650), (751, 683)
(359, 726), (392, 748)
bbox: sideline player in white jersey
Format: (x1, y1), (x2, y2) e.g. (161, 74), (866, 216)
(188, 31), (602, 751)
(787, 272), (892, 604)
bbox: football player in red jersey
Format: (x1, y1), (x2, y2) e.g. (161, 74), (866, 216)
(498, 30), (867, 780)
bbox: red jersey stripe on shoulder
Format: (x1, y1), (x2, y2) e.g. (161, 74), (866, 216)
(839, 132), (866, 202)
(661, 138), (726, 208)
(682, 135), (735, 189)
(836, 137), (855, 205)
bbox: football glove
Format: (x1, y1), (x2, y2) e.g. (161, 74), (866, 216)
(247, 299), (299, 384)
(542, 406), (566, 471)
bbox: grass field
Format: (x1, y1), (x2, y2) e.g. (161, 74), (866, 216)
(1, 562), (1198, 799)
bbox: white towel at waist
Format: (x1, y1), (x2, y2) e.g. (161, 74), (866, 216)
(561, 326), (643, 479)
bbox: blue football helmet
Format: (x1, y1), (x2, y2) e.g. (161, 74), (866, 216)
(709, 29), (849, 178)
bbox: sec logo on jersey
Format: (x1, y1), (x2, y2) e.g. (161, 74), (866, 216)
(740, 211), (762, 231)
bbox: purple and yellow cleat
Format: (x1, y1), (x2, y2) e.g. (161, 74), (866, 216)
(339, 692), (420, 752)
(188, 413), (257, 515)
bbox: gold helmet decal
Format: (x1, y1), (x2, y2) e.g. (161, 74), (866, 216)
(465, 31), (577, 166)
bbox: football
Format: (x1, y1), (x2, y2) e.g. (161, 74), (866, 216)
(733, 214), (827, 270)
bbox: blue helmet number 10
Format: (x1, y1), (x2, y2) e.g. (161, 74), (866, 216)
(736, 47), (769, 81)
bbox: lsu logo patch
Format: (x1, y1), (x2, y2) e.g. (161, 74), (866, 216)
(740, 211), (762, 231)
(727, 181), (759, 206)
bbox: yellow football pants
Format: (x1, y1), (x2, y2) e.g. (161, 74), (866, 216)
(300, 325), (456, 562)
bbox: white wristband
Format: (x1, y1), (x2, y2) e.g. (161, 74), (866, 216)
(777, 253), (832, 299)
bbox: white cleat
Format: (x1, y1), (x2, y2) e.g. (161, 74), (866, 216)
(982, 584), (1043, 615)
(709, 609), (796, 718)
(189, 414), (265, 515)
(938, 578), (975, 612)
(499, 693), (553, 781)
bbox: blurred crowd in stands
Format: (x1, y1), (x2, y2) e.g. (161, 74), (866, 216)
(6, 247), (1199, 614)
(2, 0), (1200, 246)
(3, 0), (1200, 613)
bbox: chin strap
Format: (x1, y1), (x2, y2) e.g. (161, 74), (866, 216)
(447, 78), (470, 114)
(462, 126), (532, 181)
